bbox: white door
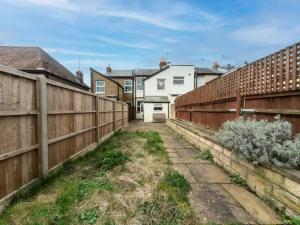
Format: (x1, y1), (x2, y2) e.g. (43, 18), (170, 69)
(136, 101), (144, 120)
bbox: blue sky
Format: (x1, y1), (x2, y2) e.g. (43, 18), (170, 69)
(0, 0), (300, 86)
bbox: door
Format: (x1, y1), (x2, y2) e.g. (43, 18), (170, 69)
(136, 101), (144, 120)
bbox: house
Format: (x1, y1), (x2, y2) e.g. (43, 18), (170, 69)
(90, 68), (123, 101)
(143, 65), (224, 122)
(195, 67), (223, 88)
(94, 66), (158, 120)
(143, 65), (195, 122)
(0, 46), (89, 91)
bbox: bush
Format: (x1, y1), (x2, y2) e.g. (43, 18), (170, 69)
(215, 118), (300, 168)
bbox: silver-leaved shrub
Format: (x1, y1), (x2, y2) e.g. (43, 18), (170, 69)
(215, 118), (300, 168)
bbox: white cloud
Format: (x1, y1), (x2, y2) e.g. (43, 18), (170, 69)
(6, 0), (220, 31)
(44, 47), (118, 57)
(231, 24), (300, 46)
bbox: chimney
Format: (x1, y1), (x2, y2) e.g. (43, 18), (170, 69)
(159, 58), (167, 70)
(212, 61), (220, 70)
(76, 70), (84, 83)
(106, 64), (112, 73)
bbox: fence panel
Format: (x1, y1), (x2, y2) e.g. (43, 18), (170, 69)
(175, 42), (300, 134)
(0, 66), (129, 209)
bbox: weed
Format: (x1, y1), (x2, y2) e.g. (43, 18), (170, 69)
(97, 148), (129, 171)
(102, 216), (116, 225)
(79, 208), (99, 225)
(163, 170), (191, 201)
(230, 174), (248, 188)
(198, 149), (214, 162)
(136, 131), (166, 156)
(140, 195), (182, 225)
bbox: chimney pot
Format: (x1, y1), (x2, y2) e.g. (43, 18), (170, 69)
(76, 70), (84, 83)
(159, 58), (167, 70)
(106, 64), (112, 73)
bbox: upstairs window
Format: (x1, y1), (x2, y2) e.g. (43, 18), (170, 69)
(173, 76), (184, 85)
(124, 80), (132, 93)
(157, 79), (165, 90)
(136, 77), (143, 90)
(96, 80), (105, 94)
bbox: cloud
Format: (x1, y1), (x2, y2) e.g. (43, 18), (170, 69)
(231, 24), (300, 46)
(6, 0), (220, 31)
(44, 47), (118, 57)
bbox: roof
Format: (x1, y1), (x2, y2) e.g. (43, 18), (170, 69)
(0, 46), (89, 89)
(90, 67), (123, 89)
(195, 67), (223, 74)
(143, 66), (170, 81)
(133, 69), (159, 76)
(106, 70), (133, 77)
(144, 96), (170, 103)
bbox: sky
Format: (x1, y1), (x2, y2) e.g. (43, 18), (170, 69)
(0, 0), (300, 86)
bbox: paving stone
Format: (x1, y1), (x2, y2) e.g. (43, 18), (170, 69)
(170, 157), (204, 164)
(189, 184), (257, 224)
(172, 164), (197, 184)
(176, 148), (200, 158)
(168, 152), (180, 158)
(222, 184), (283, 224)
(188, 164), (231, 184)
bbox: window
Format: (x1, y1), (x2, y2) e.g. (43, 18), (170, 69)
(173, 76), (184, 85)
(136, 77), (143, 90)
(157, 79), (165, 90)
(124, 80), (132, 93)
(96, 80), (105, 94)
(137, 101), (144, 112)
(154, 103), (163, 111)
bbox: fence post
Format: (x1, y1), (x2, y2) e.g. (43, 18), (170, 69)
(38, 76), (48, 178)
(189, 104), (192, 122)
(95, 96), (100, 145)
(113, 101), (116, 131)
(122, 103), (124, 128)
(236, 91), (242, 118)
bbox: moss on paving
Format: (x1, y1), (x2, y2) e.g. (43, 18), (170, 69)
(0, 131), (198, 225)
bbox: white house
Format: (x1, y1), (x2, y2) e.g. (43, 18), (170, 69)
(143, 65), (195, 122)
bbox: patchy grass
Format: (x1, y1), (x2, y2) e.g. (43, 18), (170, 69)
(0, 130), (198, 225)
(198, 149), (214, 162)
(229, 174), (248, 188)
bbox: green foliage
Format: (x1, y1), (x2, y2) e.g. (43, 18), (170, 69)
(140, 195), (183, 225)
(216, 118), (300, 168)
(102, 216), (116, 225)
(97, 148), (129, 171)
(230, 174), (248, 188)
(199, 149), (214, 162)
(79, 208), (99, 225)
(136, 131), (166, 155)
(283, 216), (300, 225)
(164, 170), (191, 200)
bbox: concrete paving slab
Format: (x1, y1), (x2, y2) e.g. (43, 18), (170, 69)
(222, 184), (283, 224)
(188, 163), (231, 184)
(172, 164), (198, 184)
(189, 184), (257, 224)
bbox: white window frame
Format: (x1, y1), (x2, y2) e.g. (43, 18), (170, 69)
(173, 76), (184, 85)
(153, 103), (163, 111)
(124, 80), (133, 93)
(96, 80), (105, 94)
(136, 77), (143, 90)
(157, 79), (165, 90)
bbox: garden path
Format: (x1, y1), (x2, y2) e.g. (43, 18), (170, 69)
(126, 121), (282, 225)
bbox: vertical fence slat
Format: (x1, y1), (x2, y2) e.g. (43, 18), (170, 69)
(38, 76), (48, 178)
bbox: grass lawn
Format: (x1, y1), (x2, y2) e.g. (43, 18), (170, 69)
(0, 131), (197, 225)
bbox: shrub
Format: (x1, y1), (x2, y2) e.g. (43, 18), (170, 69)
(215, 118), (300, 168)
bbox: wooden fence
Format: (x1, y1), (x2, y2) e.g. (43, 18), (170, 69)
(176, 42), (300, 134)
(0, 65), (128, 208)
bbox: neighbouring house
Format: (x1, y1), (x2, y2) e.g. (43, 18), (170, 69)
(90, 68), (124, 101)
(0, 46), (89, 91)
(195, 67), (223, 88)
(133, 68), (159, 119)
(143, 65), (195, 122)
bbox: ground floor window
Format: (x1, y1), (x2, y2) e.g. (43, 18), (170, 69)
(153, 103), (163, 111)
(137, 101), (144, 113)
